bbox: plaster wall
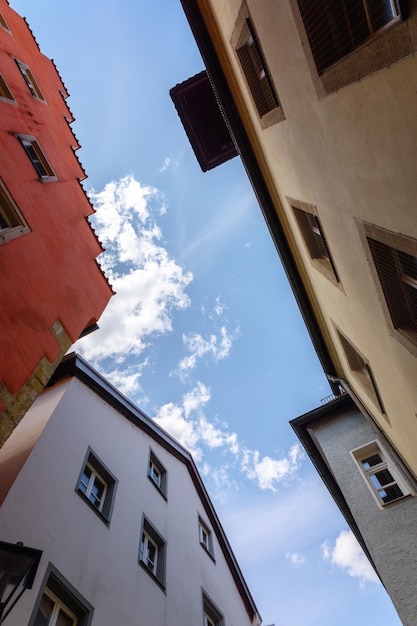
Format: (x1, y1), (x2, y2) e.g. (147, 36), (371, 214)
(0, 378), (257, 626)
(0, 0), (112, 436)
(205, 0), (417, 475)
(309, 408), (417, 625)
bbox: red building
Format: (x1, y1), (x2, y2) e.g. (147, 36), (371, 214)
(0, 0), (113, 443)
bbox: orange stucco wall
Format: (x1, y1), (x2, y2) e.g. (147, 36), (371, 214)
(0, 1), (113, 395)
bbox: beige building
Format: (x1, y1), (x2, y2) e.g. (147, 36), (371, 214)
(0, 354), (260, 626)
(173, 1), (417, 479)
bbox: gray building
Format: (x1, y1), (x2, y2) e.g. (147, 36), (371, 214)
(0, 353), (260, 626)
(291, 394), (417, 626)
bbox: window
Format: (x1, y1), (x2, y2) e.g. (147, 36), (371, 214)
(297, 0), (402, 75)
(0, 179), (30, 244)
(0, 73), (15, 102)
(365, 226), (417, 353)
(17, 135), (56, 181)
(0, 11), (11, 31)
(148, 450), (167, 497)
(76, 448), (117, 524)
(291, 200), (339, 284)
(232, 3), (284, 128)
(199, 517), (214, 559)
(202, 592), (223, 626)
(139, 518), (166, 588)
(15, 59), (45, 100)
(29, 565), (93, 626)
(351, 441), (410, 506)
(336, 329), (385, 413)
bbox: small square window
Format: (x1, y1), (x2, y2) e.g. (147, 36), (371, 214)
(17, 134), (56, 181)
(29, 565), (93, 626)
(148, 450), (167, 498)
(351, 441), (410, 507)
(0, 73), (15, 103)
(199, 517), (214, 559)
(291, 199), (339, 284)
(76, 448), (117, 524)
(0, 179), (30, 244)
(139, 518), (166, 588)
(203, 592), (223, 626)
(232, 3), (284, 128)
(336, 329), (385, 414)
(15, 58), (45, 100)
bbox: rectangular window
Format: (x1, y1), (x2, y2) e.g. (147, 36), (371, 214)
(0, 179), (30, 244)
(351, 441), (410, 507)
(297, 0), (401, 74)
(139, 518), (166, 588)
(203, 593), (223, 626)
(76, 448), (117, 524)
(0, 11), (11, 31)
(17, 135), (56, 181)
(199, 517), (214, 559)
(365, 228), (417, 352)
(336, 329), (385, 414)
(29, 565), (93, 626)
(0, 73), (15, 102)
(148, 450), (167, 498)
(15, 58), (45, 100)
(232, 3), (284, 128)
(291, 200), (339, 284)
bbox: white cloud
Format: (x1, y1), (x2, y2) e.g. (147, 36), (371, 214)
(159, 157), (178, 172)
(241, 443), (304, 491)
(173, 325), (238, 379)
(322, 529), (379, 586)
(74, 176), (192, 365)
(286, 552), (306, 568)
(154, 387), (302, 494)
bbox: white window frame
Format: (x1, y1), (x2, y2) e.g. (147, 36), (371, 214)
(149, 460), (161, 488)
(76, 448), (117, 524)
(202, 592), (223, 626)
(36, 588), (78, 626)
(198, 517), (214, 559)
(0, 11), (11, 32)
(0, 178), (30, 244)
(140, 530), (159, 575)
(351, 440), (411, 508)
(78, 463), (107, 512)
(17, 134), (56, 181)
(0, 73), (15, 103)
(147, 449), (167, 498)
(15, 58), (45, 100)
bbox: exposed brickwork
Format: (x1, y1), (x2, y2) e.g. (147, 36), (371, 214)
(0, 321), (71, 446)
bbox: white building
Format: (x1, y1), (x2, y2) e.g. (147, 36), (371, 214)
(291, 394), (417, 626)
(0, 353), (261, 626)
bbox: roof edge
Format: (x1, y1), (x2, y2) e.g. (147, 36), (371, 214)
(48, 353), (260, 621)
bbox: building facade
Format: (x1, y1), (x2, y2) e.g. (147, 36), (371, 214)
(0, 0), (113, 442)
(173, 1), (417, 482)
(291, 395), (417, 626)
(0, 354), (260, 626)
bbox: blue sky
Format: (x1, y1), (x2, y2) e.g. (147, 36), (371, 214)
(11, 2), (402, 624)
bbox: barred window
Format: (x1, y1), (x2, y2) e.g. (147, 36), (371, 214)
(297, 0), (402, 74)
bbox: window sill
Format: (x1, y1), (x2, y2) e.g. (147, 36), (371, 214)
(139, 559), (166, 592)
(76, 489), (111, 526)
(200, 542), (216, 564)
(147, 474), (168, 500)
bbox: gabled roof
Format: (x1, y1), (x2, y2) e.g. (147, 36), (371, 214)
(48, 353), (260, 621)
